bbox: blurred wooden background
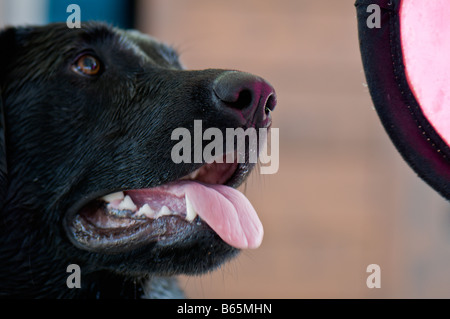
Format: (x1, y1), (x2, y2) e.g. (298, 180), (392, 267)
(137, 0), (450, 298)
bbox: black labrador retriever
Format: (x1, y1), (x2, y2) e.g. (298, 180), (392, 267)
(0, 22), (276, 298)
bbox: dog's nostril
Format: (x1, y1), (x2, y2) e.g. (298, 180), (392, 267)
(232, 89), (253, 110)
(265, 94), (276, 114)
(213, 71), (276, 124)
(213, 73), (256, 110)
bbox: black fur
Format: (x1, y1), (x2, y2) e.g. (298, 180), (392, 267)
(0, 22), (274, 298)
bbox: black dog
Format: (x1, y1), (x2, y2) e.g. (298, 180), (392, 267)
(0, 22), (276, 298)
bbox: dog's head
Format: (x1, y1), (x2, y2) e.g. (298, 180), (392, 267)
(0, 22), (276, 297)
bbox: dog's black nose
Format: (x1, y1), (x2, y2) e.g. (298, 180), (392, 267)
(213, 71), (276, 127)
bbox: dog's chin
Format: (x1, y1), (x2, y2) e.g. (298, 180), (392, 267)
(63, 153), (262, 275)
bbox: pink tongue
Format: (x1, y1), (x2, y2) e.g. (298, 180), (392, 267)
(165, 181), (263, 249)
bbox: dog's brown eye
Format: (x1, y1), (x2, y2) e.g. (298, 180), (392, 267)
(73, 55), (101, 76)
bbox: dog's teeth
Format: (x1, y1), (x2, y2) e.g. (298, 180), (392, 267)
(101, 191), (125, 203)
(118, 195), (137, 211)
(185, 194), (197, 222)
(157, 205), (172, 217)
(135, 204), (156, 218)
(189, 169), (200, 180)
(180, 168), (201, 181)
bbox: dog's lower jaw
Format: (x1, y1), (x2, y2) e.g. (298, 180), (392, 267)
(76, 272), (186, 299)
(142, 276), (185, 299)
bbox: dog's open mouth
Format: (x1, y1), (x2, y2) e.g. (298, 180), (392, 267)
(68, 154), (263, 253)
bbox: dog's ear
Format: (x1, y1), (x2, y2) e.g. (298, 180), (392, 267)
(0, 88), (6, 206)
(0, 27), (17, 205)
